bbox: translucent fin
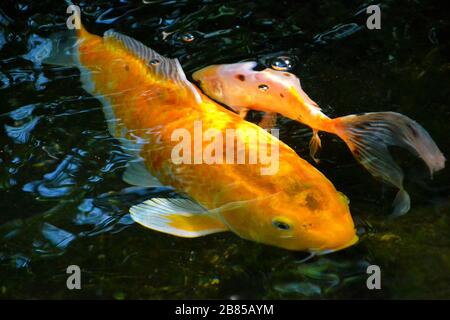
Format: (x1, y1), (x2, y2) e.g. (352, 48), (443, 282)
(309, 129), (322, 163)
(391, 188), (411, 218)
(130, 198), (228, 238)
(45, 33), (78, 67)
(41, 31), (80, 67)
(334, 112), (446, 216)
(238, 107), (249, 119)
(294, 252), (316, 264)
(38, 21), (90, 67)
(103, 30), (201, 104)
(123, 159), (163, 188)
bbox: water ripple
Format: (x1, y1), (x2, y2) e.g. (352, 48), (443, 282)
(4, 116), (40, 144)
(41, 223), (76, 250)
(22, 155), (79, 198)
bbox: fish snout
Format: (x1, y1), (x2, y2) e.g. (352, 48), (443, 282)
(309, 234), (359, 255)
(311, 194), (359, 254)
(305, 210), (358, 254)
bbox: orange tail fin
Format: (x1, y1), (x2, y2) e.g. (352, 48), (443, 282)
(331, 112), (445, 217)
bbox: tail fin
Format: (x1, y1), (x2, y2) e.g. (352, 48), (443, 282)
(40, 31), (79, 67)
(23, 24), (87, 67)
(332, 112), (445, 217)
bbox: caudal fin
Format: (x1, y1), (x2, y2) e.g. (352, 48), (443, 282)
(40, 31), (79, 67)
(333, 112), (445, 217)
(23, 24), (87, 67)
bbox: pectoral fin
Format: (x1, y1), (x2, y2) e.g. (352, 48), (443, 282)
(130, 198), (228, 238)
(238, 108), (249, 119)
(309, 129), (322, 163)
(123, 159), (164, 188)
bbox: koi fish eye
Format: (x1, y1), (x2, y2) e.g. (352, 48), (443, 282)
(272, 218), (291, 231)
(258, 84), (269, 91)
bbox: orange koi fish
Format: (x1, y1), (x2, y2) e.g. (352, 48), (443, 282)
(43, 25), (357, 253)
(193, 62), (446, 216)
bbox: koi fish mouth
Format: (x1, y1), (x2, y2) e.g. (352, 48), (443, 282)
(309, 234), (359, 256)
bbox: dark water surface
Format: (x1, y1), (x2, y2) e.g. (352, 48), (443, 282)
(0, 0), (449, 299)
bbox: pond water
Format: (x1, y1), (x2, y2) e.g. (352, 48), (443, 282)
(0, 0), (449, 299)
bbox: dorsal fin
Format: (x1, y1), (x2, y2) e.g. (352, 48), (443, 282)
(103, 30), (201, 103)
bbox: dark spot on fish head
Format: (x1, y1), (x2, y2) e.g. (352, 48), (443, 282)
(305, 193), (321, 211)
(283, 73), (291, 77)
(236, 74), (245, 81)
(280, 93), (284, 98)
(302, 223), (313, 230)
(124, 65), (129, 71)
(284, 179), (309, 196)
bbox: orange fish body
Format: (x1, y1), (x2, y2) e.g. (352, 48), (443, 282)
(193, 62), (445, 217)
(45, 26), (357, 253)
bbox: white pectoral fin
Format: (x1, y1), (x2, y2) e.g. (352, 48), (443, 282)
(122, 159), (164, 188)
(130, 198), (228, 238)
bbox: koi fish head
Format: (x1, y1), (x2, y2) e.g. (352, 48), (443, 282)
(192, 62), (318, 118)
(219, 187), (358, 254)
